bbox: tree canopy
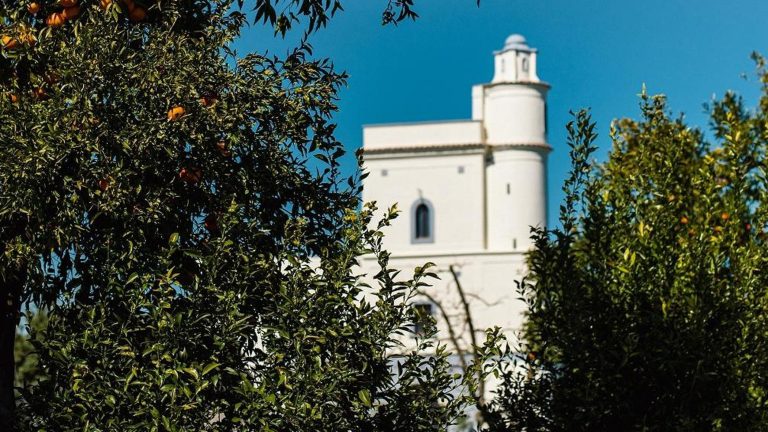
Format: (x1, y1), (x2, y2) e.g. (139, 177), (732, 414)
(0, 0), (482, 429)
(485, 61), (768, 431)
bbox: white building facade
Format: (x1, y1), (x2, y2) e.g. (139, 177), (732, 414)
(361, 34), (550, 351)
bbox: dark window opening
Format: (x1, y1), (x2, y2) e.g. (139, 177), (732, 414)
(415, 203), (431, 239)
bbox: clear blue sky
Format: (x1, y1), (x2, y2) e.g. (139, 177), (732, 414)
(235, 0), (768, 227)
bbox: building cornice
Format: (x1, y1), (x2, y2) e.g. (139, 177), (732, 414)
(360, 249), (530, 261)
(363, 142), (551, 158)
(363, 143), (487, 159)
(490, 142), (552, 153)
(481, 80), (551, 90)
(363, 119), (481, 129)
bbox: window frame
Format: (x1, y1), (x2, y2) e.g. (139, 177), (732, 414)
(411, 198), (435, 244)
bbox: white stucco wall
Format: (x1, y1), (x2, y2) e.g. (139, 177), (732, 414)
(483, 84), (549, 145)
(486, 147), (548, 251)
(363, 120), (484, 151)
(362, 149), (486, 254)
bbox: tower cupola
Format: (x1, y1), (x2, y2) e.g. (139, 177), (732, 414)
(491, 34), (540, 83)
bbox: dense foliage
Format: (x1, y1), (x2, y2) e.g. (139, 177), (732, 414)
(485, 63), (768, 431)
(14, 310), (46, 389)
(0, 0), (481, 430)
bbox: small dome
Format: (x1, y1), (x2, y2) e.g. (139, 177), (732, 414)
(503, 34), (528, 50)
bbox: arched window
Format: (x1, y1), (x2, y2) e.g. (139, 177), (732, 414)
(412, 199), (434, 243)
(415, 204), (430, 238)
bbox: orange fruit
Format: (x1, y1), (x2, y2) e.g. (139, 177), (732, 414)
(59, 0), (77, 7)
(62, 5), (80, 19)
(680, 216), (689, 225)
(27, 2), (40, 14)
(128, 6), (146, 22)
(1, 35), (19, 50)
(8, 94), (18, 103)
(167, 106), (185, 121)
(199, 95), (216, 107)
(99, 0), (112, 9)
(46, 12), (66, 27)
(216, 141), (231, 157)
(179, 167), (202, 184)
(204, 214), (219, 232)
(721, 212), (730, 221)
(43, 72), (60, 85)
(32, 87), (47, 100)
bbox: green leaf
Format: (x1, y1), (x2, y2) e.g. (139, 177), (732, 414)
(202, 362), (220, 376)
(358, 389), (372, 407)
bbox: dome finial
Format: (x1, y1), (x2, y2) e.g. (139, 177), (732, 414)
(503, 34), (528, 50)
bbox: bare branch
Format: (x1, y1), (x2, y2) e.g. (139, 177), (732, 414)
(416, 290), (468, 373)
(449, 264), (485, 403)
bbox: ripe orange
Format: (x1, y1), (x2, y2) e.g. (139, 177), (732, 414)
(179, 167), (202, 184)
(721, 212), (730, 221)
(199, 95), (217, 107)
(1, 35), (19, 50)
(32, 87), (47, 100)
(59, 0), (77, 7)
(46, 12), (66, 27)
(8, 94), (18, 103)
(62, 5), (80, 19)
(680, 216), (689, 225)
(204, 214), (219, 232)
(128, 6), (146, 22)
(99, 0), (112, 9)
(27, 2), (40, 14)
(43, 72), (60, 85)
(167, 105), (185, 121)
(216, 141), (231, 157)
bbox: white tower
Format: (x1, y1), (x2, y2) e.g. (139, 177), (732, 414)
(360, 34), (550, 350)
(474, 34), (550, 251)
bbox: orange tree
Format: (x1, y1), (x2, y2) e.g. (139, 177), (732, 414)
(485, 67), (768, 431)
(0, 0), (482, 430)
